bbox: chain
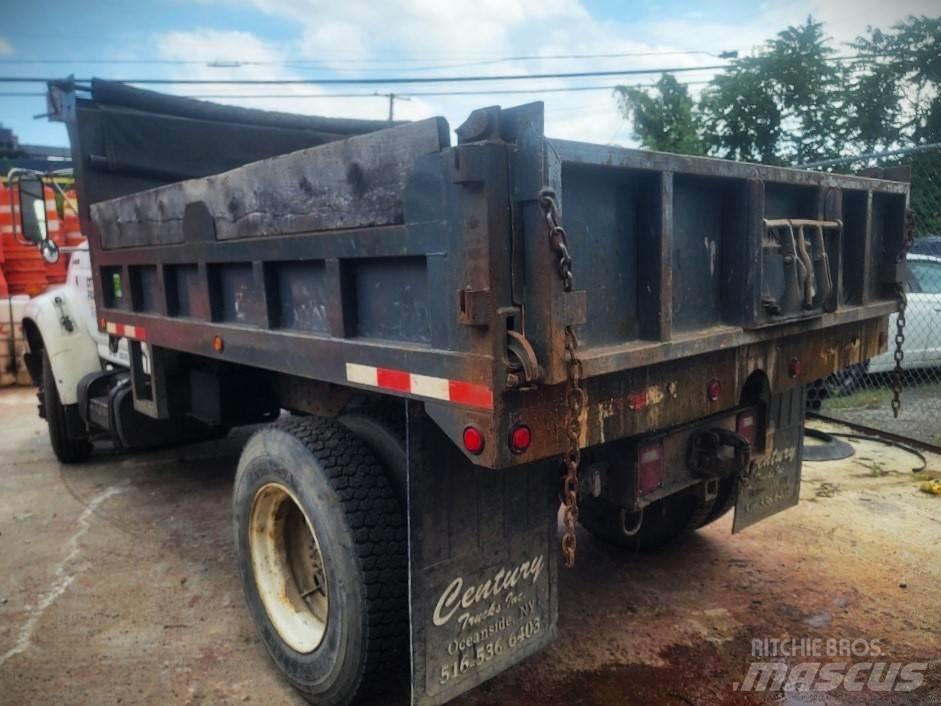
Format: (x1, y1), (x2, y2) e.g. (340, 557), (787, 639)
(890, 209), (915, 419)
(538, 187), (586, 568)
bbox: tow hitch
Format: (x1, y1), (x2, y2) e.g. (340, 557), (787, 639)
(688, 427), (752, 478)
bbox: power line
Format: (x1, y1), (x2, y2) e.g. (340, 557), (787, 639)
(0, 63), (728, 86)
(183, 81), (714, 98)
(0, 80), (713, 101)
(0, 51), (889, 87)
(0, 50), (740, 75)
(0, 49), (736, 67)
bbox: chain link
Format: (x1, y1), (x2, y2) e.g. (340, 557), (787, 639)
(890, 209), (915, 419)
(538, 187), (586, 568)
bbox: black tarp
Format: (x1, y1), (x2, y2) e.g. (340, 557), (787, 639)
(55, 79), (398, 215)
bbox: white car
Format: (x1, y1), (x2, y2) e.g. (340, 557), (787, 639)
(868, 253), (941, 373)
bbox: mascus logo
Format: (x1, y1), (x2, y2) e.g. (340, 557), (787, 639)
(433, 555), (545, 628)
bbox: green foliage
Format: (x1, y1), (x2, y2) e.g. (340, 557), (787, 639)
(615, 74), (704, 154)
(852, 16), (941, 145)
(697, 59), (783, 163)
(698, 17), (845, 165)
(614, 15), (941, 165)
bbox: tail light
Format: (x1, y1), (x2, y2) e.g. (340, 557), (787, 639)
(736, 410), (757, 446)
(508, 424), (531, 454)
(637, 440), (664, 496)
(462, 426), (485, 455)
(707, 378), (721, 401)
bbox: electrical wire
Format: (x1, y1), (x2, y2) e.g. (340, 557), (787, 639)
(0, 80), (714, 101)
(0, 51), (892, 89)
(0, 49), (731, 65)
(0, 49), (740, 73)
(0, 63), (730, 86)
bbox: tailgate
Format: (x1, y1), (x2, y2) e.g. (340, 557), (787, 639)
(508, 120), (908, 387)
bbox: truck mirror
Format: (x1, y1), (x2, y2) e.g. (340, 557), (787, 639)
(15, 175), (49, 245)
(40, 237), (60, 264)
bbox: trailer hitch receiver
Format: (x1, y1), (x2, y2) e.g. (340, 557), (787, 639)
(688, 428), (752, 477)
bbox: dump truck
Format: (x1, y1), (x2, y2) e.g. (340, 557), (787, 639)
(18, 78), (910, 705)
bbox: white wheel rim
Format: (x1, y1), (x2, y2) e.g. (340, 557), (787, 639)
(249, 482), (329, 653)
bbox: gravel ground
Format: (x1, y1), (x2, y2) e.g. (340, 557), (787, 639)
(1, 386), (939, 705)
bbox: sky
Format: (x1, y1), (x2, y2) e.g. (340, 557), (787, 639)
(0, 0), (938, 150)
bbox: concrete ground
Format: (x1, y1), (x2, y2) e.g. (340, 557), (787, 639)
(0, 385), (939, 705)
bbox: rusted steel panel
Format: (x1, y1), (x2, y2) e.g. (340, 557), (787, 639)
(485, 318), (886, 468)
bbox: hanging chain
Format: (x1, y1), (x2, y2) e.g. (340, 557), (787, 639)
(890, 209), (915, 419)
(538, 187), (586, 568)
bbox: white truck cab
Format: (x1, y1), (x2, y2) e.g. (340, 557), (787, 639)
(21, 244), (140, 462)
(22, 244), (128, 402)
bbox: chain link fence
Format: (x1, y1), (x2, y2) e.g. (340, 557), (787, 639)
(805, 144), (941, 446)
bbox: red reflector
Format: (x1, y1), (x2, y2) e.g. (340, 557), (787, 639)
(788, 357), (801, 378)
(463, 426), (485, 455)
(509, 424), (531, 454)
(707, 378), (721, 401)
(376, 367), (411, 392)
(736, 410), (757, 446)
(637, 441), (664, 496)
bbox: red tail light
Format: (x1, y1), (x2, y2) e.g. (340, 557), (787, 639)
(637, 440), (664, 496)
(508, 424), (531, 454)
(463, 426), (485, 455)
(736, 410), (757, 446)
(707, 378), (721, 401)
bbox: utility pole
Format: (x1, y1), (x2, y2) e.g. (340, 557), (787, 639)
(383, 92), (411, 122)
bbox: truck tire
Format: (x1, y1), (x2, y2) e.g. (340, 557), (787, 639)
(233, 417), (408, 705)
(41, 350), (92, 464)
(338, 407), (406, 503)
(580, 489), (711, 551)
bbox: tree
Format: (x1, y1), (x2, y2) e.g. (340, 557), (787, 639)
(697, 59), (783, 164)
(615, 15), (941, 166)
(851, 16), (941, 146)
(615, 74), (704, 154)
(698, 17), (846, 165)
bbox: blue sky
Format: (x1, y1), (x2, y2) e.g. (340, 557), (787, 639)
(1, 0), (936, 149)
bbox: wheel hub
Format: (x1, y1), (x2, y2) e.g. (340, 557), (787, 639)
(249, 482), (329, 653)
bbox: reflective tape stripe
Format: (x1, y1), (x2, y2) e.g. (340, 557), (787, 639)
(344, 363), (493, 410)
(103, 321), (147, 341)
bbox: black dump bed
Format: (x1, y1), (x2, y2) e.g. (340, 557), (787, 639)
(52, 83), (909, 469)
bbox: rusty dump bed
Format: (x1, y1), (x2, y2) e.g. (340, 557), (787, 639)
(61, 84), (908, 469)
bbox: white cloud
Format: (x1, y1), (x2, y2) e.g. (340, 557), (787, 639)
(151, 1), (941, 148)
(0, 37), (11, 55)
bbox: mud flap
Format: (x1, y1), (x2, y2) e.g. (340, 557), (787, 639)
(405, 404), (559, 706)
(733, 386), (806, 532)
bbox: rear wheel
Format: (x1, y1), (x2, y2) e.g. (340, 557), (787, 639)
(41, 350), (92, 464)
(234, 417), (408, 705)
